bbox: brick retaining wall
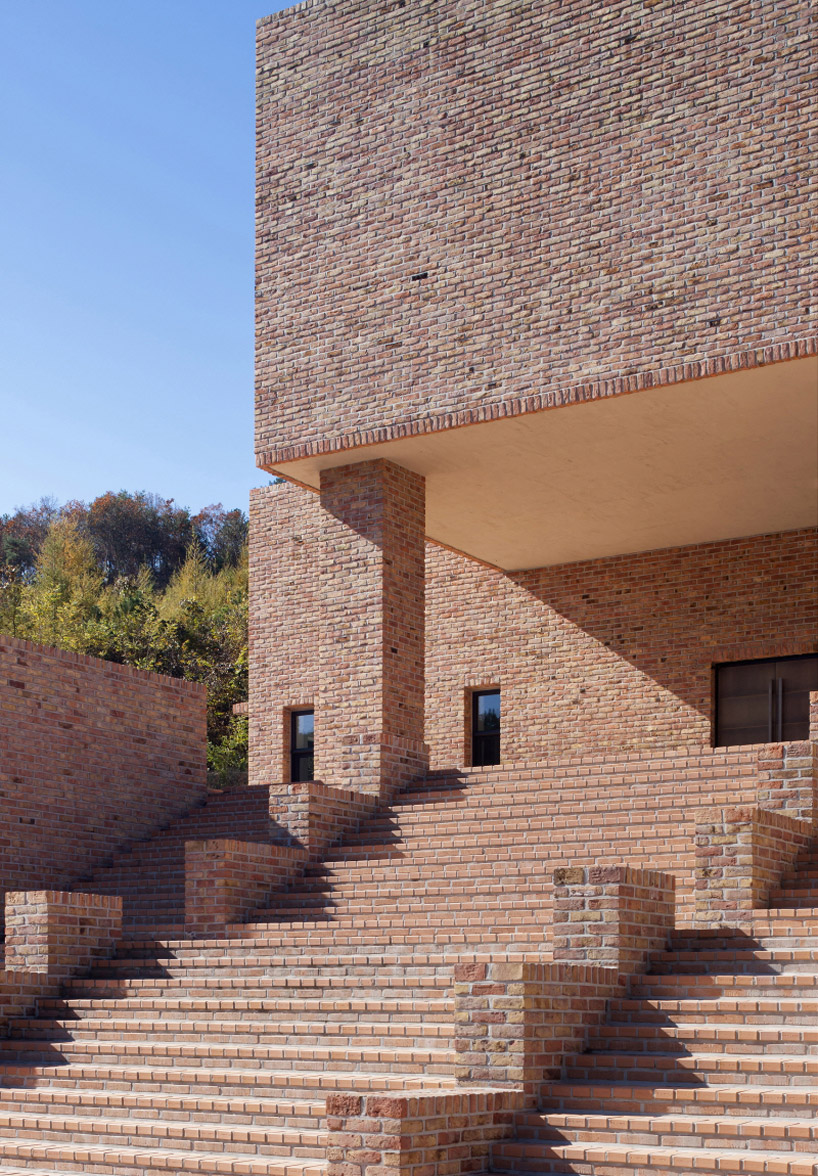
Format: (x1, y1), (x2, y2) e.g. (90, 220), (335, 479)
(0, 635), (207, 923)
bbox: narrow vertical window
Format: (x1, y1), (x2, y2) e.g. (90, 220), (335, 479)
(290, 709), (314, 781)
(472, 689), (501, 766)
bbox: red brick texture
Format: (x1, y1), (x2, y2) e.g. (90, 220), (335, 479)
(0, 635), (207, 924)
(694, 806), (813, 927)
(757, 740), (818, 828)
(326, 1089), (524, 1176)
(1, 890), (122, 1037)
(453, 961), (620, 1101)
(249, 485), (816, 778)
(316, 460), (428, 796)
(551, 866), (675, 972)
(255, 0), (815, 467)
(184, 838), (307, 937)
(426, 528), (817, 766)
(249, 483), (320, 784)
(694, 742), (818, 926)
(269, 780), (381, 857)
(4, 890), (122, 978)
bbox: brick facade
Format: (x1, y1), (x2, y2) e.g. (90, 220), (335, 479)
(255, 0), (815, 467)
(0, 634), (207, 921)
(249, 485), (816, 780)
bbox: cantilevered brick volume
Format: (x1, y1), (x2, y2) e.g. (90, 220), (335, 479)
(0, 0), (816, 1174)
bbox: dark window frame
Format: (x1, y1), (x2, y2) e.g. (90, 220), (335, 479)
(471, 688), (501, 767)
(714, 653), (817, 748)
(289, 708), (314, 781)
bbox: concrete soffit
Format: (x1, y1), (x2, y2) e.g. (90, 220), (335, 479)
(267, 357), (818, 571)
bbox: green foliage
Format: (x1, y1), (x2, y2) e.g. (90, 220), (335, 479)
(0, 494), (250, 786)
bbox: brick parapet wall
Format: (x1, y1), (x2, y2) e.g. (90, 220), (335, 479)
(256, 0), (814, 464)
(0, 635), (207, 924)
(454, 866), (675, 1099)
(453, 961), (621, 1102)
(694, 805), (813, 927)
(4, 890), (122, 977)
(268, 780), (381, 857)
(184, 839), (307, 937)
(1, 890), (122, 1037)
(757, 741), (818, 828)
(326, 1089), (524, 1176)
(551, 866), (675, 972)
(250, 488), (816, 777)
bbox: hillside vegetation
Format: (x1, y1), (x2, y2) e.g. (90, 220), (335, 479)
(0, 492), (249, 785)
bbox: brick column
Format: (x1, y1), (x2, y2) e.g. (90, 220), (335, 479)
(317, 459), (428, 798)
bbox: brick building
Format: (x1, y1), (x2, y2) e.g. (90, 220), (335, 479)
(1, 2), (817, 1172)
(250, 0), (817, 795)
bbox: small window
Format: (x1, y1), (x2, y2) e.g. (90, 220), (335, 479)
(290, 709), (314, 781)
(472, 689), (501, 766)
(715, 654), (817, 747)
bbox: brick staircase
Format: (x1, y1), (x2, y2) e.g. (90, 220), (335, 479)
(490, 916), (818, 1174)
(0, 753), (814, 1175)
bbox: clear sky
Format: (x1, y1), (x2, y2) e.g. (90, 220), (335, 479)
(0, 0), (289, 518)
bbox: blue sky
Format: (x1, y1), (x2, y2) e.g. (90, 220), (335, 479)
(0, 0), (289, 518)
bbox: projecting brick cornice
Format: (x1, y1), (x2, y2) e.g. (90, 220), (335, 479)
(256, 338), (817, 470)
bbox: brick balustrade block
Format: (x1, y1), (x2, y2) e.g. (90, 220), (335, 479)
(551, 865), (675, 972)
(4, 890), (122, 978)
(184, 839), (308, 936)
(326, 1089), (524, 1176)
(268, 780), (381, 858)
(694, 805), (813, 927)
(810, 690), (818, 742)
(453, 960), (621, 1102)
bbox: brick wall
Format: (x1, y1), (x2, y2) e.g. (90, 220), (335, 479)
(249, 484), (320, 784)
(249, 486), (816, 779)
(0, 635), (207, 918)
(426, 527), (816, 767)
(255, 0), (815, 466)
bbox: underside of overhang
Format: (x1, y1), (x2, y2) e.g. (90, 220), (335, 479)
(267, 357), (818, 571)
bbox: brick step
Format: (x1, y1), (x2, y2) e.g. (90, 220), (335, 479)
(338, 817), (706, 844)
(538, 1079), (818, 1117)
(670, 922), (818, 949)
(64, 977), (453, 1001)
(256, 892), (552, 912)
(0, 1086), (324, 1126)
(506, 1108), (818, 1152)
(489, 1139), (814, 1174)
(0, 1110), (326, 1159)
(318, 841), (694, 866)
(0, 1139), (325, 1175)
(564, 1050), (818, 1085)
(771, 892), (818, 908)
(0, 1060), (454, 1097)
(39, 996), (452, 1020)
(628, 973), (818, 998)
(648, 949), (818, 974)
(0, 1037), (456, 1077)
(610, 997), (818, 1025)
(10, 1016), (453, 1044)
(588, 1022), (818, 1055)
